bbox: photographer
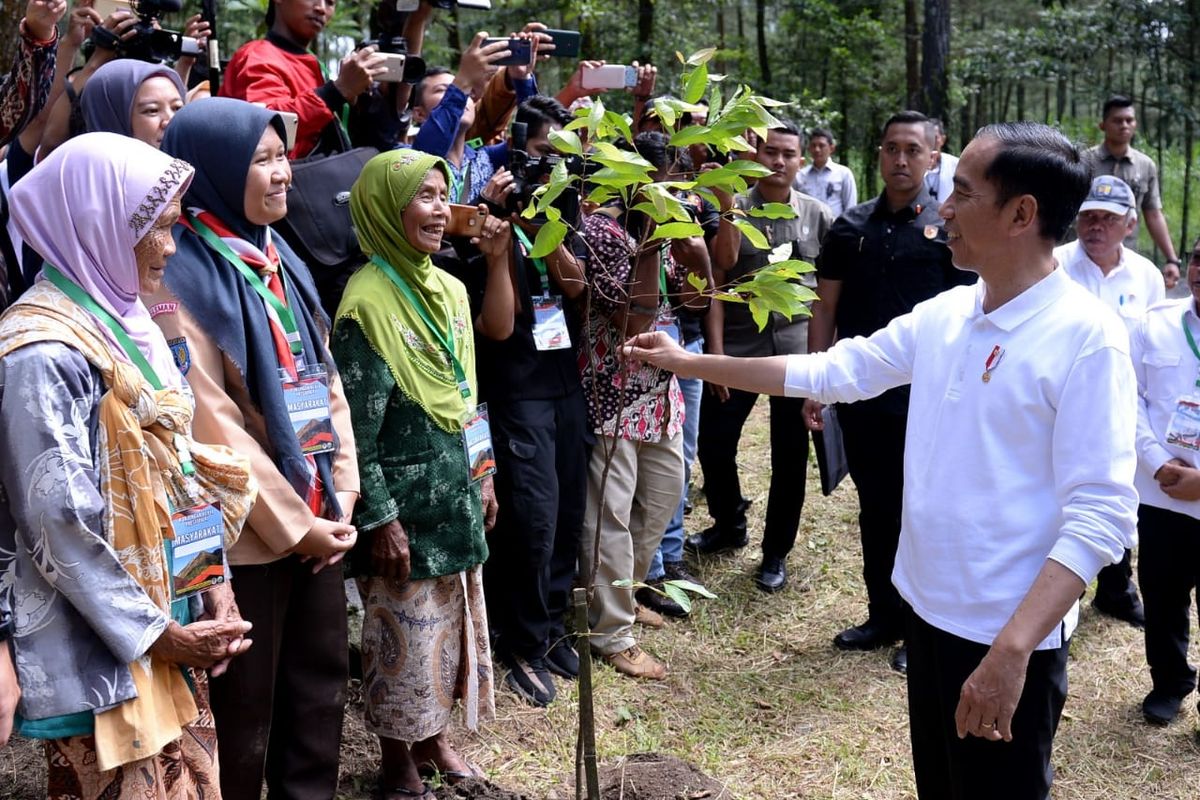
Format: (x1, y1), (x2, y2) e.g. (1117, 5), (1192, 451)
(409, 30), (535, 203)
(222, 0), (389, 158)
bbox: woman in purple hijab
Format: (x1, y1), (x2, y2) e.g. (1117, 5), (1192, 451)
(81, 59), (186, 148)
(0, 132), (258, 800)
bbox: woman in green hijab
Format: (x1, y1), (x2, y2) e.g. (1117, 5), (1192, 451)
(332, 148), (510, 797)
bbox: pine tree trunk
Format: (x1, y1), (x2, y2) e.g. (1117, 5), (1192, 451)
(755, 0), (770, 85)
(920, 0), (949, 119)
(637, 0), (653, 65)
(905, 0), (920, 109)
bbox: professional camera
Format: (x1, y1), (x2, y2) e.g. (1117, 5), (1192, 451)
(103, 0), (203, 64)
(506, 122), (601, 226)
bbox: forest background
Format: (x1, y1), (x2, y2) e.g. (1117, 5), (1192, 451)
(0, 0), (1196, 260)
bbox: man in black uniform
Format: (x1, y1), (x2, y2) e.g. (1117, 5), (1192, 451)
(806, 110), (974, 673)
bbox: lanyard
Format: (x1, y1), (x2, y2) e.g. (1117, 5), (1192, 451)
(512, 226), (550, 295)
(187, 213), (304, 356)
(44, 266), (197, 476)
(315, 55), (352, 136)
(1183, 311), (1200, 388)
(369, 255), (471, 401)
(44, 265), (163, 390)
(659, 243), (670, 298)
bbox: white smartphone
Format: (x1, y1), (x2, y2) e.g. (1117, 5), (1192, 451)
(375, 52), (407, 83)
(93, 0), (133, 19)
(580, 64), (638, 91)
(276, 111), (299, 152)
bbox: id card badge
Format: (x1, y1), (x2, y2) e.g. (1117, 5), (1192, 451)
(168, 500), (225, 600)
(280, 365), (335, 455)
(532, 295), (572, 351)
(656, 314), (681, 344)
(462, 403), (497, 483)
(1166, 396), (1200, 451)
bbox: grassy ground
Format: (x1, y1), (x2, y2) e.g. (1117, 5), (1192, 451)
(5, 400), (1200, 798)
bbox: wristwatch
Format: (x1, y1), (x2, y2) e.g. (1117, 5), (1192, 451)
(1165, 258), (1181, 267)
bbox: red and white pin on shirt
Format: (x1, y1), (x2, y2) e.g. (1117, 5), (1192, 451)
(982, 345), (1005, 383)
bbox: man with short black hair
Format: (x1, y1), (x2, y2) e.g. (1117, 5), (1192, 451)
(794, 127), (857, 218)
(1084, 95), (1180, 288)
(625, 120), (1138, 800)
(924, 117), (958, 204)
(806, 110), (971, 673)
(690, 121), (832, 594)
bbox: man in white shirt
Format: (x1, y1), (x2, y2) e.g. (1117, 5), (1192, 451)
(793, 128), (857, 218)
(1056, 175), (1162, 630)
(624, 122), (1138, 799)
(1129, 235), (1200, 726)
(924, 118), (959, 204)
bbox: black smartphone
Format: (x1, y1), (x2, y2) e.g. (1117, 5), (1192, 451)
(543, 29), (581, 59)
(483, 37), (534, 67)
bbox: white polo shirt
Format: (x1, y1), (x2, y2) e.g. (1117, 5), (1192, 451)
(794, 160), (857, 218)
(1054, 240), (1164, 332)
(784, 267), (1138, 648)
(1131, 297), (1200, 520)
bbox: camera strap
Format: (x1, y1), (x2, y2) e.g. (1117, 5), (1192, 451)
(512, 226), (550, 295)
(315, 55), (352, 142)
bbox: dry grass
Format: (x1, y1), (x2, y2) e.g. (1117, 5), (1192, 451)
(5, 401), (1200, 798)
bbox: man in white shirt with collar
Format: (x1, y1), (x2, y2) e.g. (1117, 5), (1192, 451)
(1056, 175), (1161, 630)
(794, 128), (857, 218)
(1129, 235), (1200, 727)
(624, 122), (1138, 799)
(925, 118), (959, 204)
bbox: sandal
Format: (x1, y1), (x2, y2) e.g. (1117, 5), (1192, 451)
(382, 782), (432, 798)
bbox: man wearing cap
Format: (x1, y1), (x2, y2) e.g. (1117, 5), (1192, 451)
(1054, 175), (1160, 630)
(1084, 95), (1180, 288)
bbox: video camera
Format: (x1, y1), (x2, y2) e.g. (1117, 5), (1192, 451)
(103, 0), (203, 64)
(506, 121), (600, 226)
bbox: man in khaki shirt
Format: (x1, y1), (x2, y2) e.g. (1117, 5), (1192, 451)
(1084, 95), (1180, 288)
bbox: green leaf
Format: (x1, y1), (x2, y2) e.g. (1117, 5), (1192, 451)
(611, 578), (635, 588)
(615, 706), (634, 726)
(649, 221), (704, 241)
(686, 272), (709, 292)
(529, 218), (567, 259)
(748, 297), (770, 331)
(732, 218), (769, 249)
(587, 98), (605, 140)
(685, 47), (716, 67)
(748, 202), (797, 220)
(662, 582), (693, 613)
(586, 185), (616, 205)
(669, 125), (712, 147)
(630, 201), (674, 224)
(719, 160), (774, 177)
(682, 63), (708, 105)
(666, 578), (718, 599)
(652, 98), (676, 129)
(548, 129), (582, 155)
(534, 159), (572, 210)
(603, 110), (634, 144)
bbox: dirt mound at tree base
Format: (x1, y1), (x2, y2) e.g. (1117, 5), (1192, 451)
(433, 777), (534, 799)
(592, 753), (728, 800)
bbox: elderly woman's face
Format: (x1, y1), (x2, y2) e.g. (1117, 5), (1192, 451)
(135, 195), (182, 294)
(130, 77), (184, 149)
(244, 126), (291, 226)
(402, 169), (450, 254)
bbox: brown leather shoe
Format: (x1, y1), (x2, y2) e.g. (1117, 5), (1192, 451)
(634, 603), (665, 629)
(604, 645), (668, 680)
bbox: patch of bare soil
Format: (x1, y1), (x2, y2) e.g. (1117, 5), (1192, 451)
(433, 777), (534, 799)
(595, 753), (727, 800)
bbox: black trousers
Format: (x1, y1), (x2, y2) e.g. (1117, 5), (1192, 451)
(1095, 548), (1140, 609)
(483, 390), (589, 661)
(1138, 503), (1200, 698)
(838, 403), (906, 633)
(209, 556), (348, 800)
(696, 387), (808, 559)
(906, 609), (1068, 800)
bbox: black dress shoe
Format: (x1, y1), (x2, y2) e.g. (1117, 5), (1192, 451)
(635, 584), (688, 618)
(1142, 689), (1184, 725)
(545, 637), (579, 679)
(663, 559), (705, 590)
(1092, 594), (1146, 628)
(755, 556), (787, 593)
(685, 524), (749, 555)
(891, 644), (908, 674)
(833, 619), (901, 651)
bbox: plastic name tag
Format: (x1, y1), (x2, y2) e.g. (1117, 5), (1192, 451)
(281, 365), (335, 455)
(463, 403), (497, 483)
(1166, 396), (1200, 451)
(168, 500), (225, 600)
(532, 295), (572, 351)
